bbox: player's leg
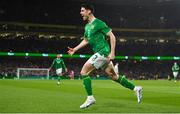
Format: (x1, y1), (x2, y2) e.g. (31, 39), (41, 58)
(80, 53), (107, 109)
(173, 72), (178, 82)
(57, 73), (62, 85)
(80, 60), (96, 109)
(105, 61), (135, 90)
(56, 68), (62, 85)
(104, 61), (143, 103)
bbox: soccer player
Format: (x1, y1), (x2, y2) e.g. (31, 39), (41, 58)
(172, 62), (179, 82)
(68, 3), (142, 109)
(49, 54), (67, 85)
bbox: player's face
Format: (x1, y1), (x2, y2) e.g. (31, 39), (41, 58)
(80, 7), (90, 21)
(57, 54), (61, 58)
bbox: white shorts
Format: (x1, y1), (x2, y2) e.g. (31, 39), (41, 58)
(87, 53), (108, 69)
(173, 72), (178, 77)
(56, 68), (62, 75)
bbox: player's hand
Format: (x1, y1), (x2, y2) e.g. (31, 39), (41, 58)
(65, 68), (68, 73)
(67, 47), (75, 55)
(48, 68), (51, 71)
(108, 52), (115, 61)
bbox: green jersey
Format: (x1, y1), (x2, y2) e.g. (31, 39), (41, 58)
(172, 64), (179, 72)
(84, 18), (111, 57)
(50, 58), (66, 70)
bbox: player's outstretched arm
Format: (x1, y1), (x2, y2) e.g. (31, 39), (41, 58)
(67, 38), (88, 55)
(107, 31), (116, 60)
(49, 60), (55, 71)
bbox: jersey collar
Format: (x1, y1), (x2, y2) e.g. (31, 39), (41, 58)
(89, 18), (96, 24)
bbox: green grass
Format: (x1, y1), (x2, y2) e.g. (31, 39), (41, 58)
(0, 79), (180, 113)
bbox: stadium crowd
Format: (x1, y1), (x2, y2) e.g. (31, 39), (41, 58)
(0, 38), (180, 56)
(0, 0), (180, 29)
(0, 38), (179, 80)
(0, 57), (176, 80)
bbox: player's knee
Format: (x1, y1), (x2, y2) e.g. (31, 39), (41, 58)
(106, 71), (112, 77)
(105, 69), (114, 76)
(111, 76), (116, 80)
(112, 75), (118, 81)
(105, 70), (118, 80)
(105, 69), (111, 75)
(80, 70), (88, 75)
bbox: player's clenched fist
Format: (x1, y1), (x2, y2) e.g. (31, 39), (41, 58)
(67, 47), (76, 55)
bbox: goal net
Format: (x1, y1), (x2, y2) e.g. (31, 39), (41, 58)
(17, 68), (49, 79)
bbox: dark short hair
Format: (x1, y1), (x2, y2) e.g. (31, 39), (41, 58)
(81, 3), (94, 14)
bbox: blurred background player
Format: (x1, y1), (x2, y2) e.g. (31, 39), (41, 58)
(68, 3), (142, 109)
(68, 69), (74, 80)
(172, 62), (179, 82)
(49, 54), (67, 85)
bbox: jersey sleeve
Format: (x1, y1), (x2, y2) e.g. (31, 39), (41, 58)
(50, 59), (55, 68)
(100, 22), (111, 35)
(177, 65), (180, 70)
(83, 32), (88, 39)
(61, 59), (67, 70)
(83, 24), (88, 39)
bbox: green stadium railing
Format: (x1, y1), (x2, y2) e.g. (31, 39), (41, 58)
(0, 52), (180, 60)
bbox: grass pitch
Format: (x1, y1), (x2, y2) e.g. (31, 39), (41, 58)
(0, 79), (180, 113)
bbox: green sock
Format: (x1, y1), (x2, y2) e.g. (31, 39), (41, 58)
(115, 75), (135, 90)
(82, 75), (92, 96)
(58, 76), (61, 82)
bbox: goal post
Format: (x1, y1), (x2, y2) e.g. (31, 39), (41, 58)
(17, 68), (50, 79)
